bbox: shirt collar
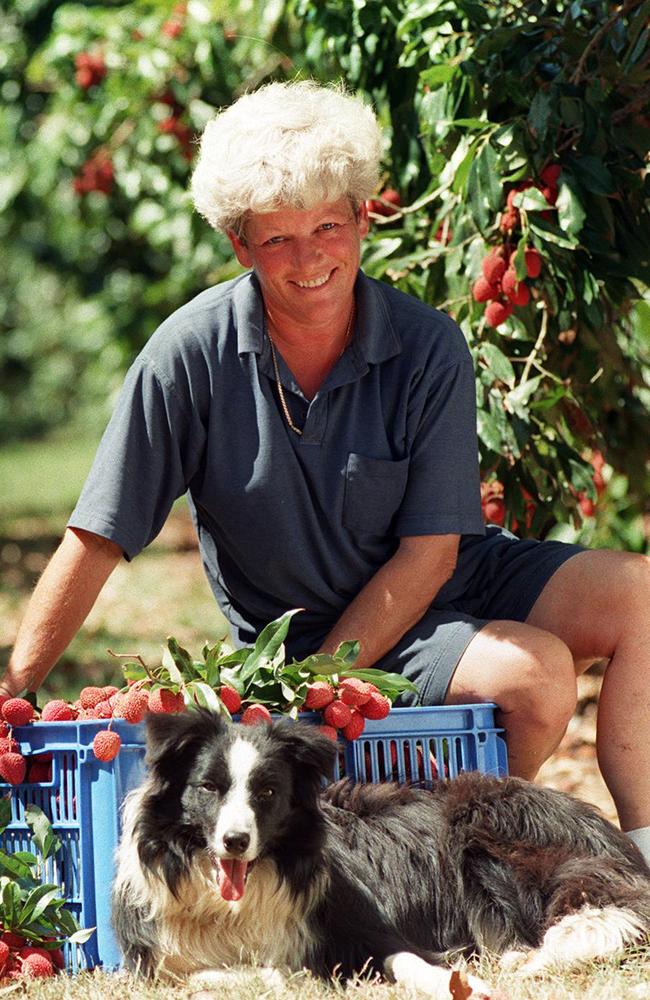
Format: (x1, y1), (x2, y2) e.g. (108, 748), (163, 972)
(233, 269), (402, 363)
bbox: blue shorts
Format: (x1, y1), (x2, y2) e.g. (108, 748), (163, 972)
(379, 527), (584, 706)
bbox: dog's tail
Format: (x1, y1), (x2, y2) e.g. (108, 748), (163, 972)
(531, 856), (650, 969)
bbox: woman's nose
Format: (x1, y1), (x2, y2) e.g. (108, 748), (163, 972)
(291, 236), (323, 271)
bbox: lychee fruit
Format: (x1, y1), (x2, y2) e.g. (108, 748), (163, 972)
(342, 709), (366, 740)
(92, 730), (121, 762)
(20, 952), (54, 978)
(218, 685), (241, 714)
(472, 276), (500, 303)
(304, 682), (336, 710)
(502, 267), (530, 306)
(0, 752), (27, 785)
(485, 301), (514, 327)
(524, 248), (542, 279)
(338, 678), (372, 707)
(481, 252), (507, 285)
(41, 700), (74, 722)
(359, 692), (391, 720)
(1, 698), (34, 727)
(323, 700), (353, 729)
(79, 687), (105, 710)
(240, 704), (273, 726)
(148, 688), (185, 714)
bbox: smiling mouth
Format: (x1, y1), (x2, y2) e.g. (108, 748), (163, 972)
(293, 270), (334, 289)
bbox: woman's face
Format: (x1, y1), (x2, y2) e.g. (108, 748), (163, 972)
(228, 198), (369, 331)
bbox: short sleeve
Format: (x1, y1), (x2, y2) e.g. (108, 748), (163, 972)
(394, 357), (485, 537)
(68, 357), (207, 558)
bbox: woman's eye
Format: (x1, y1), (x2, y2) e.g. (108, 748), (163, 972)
(320, 222), (337, 232)
(264, 236), (284, 246)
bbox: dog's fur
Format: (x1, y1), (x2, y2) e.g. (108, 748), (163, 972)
(112, 710), (650, 994)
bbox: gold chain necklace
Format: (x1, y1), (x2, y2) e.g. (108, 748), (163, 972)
(267, 306), (355, 436)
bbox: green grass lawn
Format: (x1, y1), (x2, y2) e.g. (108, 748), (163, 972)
(0, 428), (101, 523)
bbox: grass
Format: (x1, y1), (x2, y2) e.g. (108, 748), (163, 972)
(0, 428), (101, 524)
(8, 951), (650, 999)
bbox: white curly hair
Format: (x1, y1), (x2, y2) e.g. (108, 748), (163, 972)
(190, 80), (382, 236)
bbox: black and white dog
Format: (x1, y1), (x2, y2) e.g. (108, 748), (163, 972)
(112, 709), (650, 996)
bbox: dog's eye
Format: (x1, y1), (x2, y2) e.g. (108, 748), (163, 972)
(258, 788), (275, 800)
(201, 781), (219, 793)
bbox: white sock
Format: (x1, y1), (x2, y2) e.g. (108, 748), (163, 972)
(627, 826), (650, 866)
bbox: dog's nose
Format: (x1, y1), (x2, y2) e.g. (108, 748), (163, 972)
(222, 831), (250, 855)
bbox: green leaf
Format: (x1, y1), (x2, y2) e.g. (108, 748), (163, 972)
(468, 140), (502, 230)
(239, 610), (300, 683)
(420, 65), (457, 87)
(0, 851), (37, 880)
(557, 180), (586, 237)
(0, 796), (12, 835)
(68, 926), (95, 944)
(24, 805), (60, 860)
(570, 155), (614, 196)
(161, 646), (184, 685)
(185, 681), (221, 712)
(512, 188), (550, 212)
(333, 640), (360, 665)
(477, 408), (505, 453)
(528, 90), (552, 141)
(1, 877), (20, 925)
(479, 342), (516, 388)
(506, 376), (543, 417)
(166, 637), (197, 679)
(529, 219), (578, 249)
(121, 663), (147, 682)
(17, 884), (62, 927)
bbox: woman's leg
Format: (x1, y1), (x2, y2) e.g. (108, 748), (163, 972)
(445, 620), (577, 780)
(524, 549), (650, 832)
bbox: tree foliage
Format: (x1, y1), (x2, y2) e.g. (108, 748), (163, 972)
(294, 0), (650, 539)
(1, 0), (291, 439)
(2, 0), (649, 545)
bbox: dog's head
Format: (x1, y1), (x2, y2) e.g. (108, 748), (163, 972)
(137, 708), (337, 900)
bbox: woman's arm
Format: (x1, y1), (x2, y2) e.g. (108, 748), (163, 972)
(317, 534), (460, 668)
(1, 527), (123, 696)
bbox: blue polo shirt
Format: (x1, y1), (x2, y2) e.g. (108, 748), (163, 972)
(69, 270), (486, 649)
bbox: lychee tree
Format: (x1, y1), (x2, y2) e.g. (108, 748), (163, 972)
(292, 0), (650, 543)
(1, 0), (293, 440)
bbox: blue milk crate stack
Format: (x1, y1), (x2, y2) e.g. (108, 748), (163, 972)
(0, 704), (507, 972)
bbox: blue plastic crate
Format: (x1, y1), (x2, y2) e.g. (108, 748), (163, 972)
(0, 705), (506, 971)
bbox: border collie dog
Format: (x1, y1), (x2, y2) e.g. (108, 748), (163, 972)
(112, 710), (650, 996)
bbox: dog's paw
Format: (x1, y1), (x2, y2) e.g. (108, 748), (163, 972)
(451, 968), (498, 999)
(385, 953), (496, 999)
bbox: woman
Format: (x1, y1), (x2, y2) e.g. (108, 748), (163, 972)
(4, 81), (650, 867)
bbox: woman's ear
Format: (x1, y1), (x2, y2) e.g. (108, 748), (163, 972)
(227, 229), (253, 268)
(356, 200), (370, 239)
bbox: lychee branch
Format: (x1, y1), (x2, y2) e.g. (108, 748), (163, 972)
(520, 303), (549, 385)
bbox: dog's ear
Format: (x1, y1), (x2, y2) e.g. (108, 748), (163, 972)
(271, 720), (338, 783)
(144, 707), (227, 776)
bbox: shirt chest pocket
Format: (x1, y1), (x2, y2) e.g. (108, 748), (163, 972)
(342, 453), (410, 536)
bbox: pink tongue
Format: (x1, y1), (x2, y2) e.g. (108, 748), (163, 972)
(217, 858), (249, 901)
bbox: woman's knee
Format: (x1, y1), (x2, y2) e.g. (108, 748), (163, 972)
(450, 622), (577, 730)
(507, 631), (577, 729)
